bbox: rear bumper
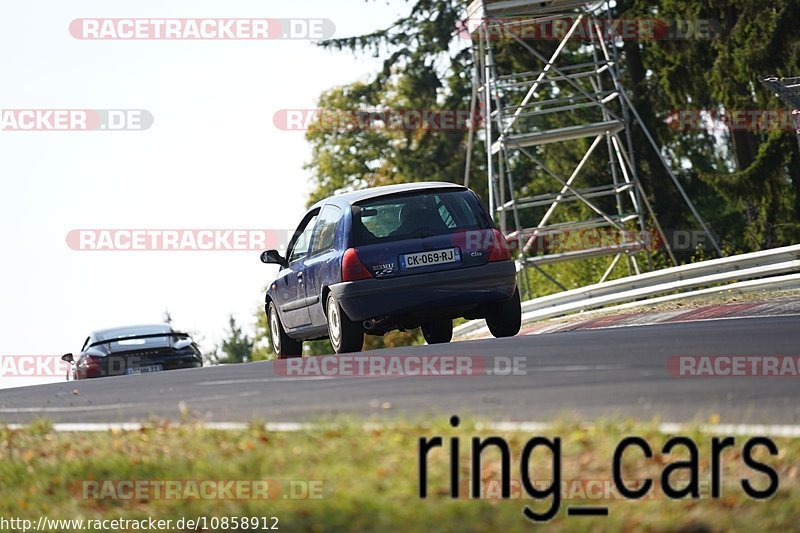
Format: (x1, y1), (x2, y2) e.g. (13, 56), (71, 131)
(329, 260), (517, 322)
(78, 356), (202, 379)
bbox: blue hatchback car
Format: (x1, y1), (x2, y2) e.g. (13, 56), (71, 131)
(260, 182), (521, 357)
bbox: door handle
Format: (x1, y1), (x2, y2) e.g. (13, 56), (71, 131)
(297, 272), (303, 282)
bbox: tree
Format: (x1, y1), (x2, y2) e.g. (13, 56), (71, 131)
(211, 316), (254, 365)
(618, 0), (800, 250)
(308, 0), (800, 256)
(307, 0), (484, 205)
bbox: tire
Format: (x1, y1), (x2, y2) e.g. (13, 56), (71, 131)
(326, 293), (364, 354)
(269, 302), (303, 359)
(421, 319), (453, 344)
(485, 288), (522, 338)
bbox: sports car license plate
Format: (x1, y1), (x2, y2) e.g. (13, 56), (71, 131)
(400, 248), (461, 269)
(125, 364), (163, 375)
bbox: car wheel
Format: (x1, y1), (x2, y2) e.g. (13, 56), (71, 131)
(269, 302), (302, 358)
(326, 293), (363, 354)
(485, 288), (522, 338)
(421, 319), (453, 344)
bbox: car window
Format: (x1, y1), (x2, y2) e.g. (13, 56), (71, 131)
(288, 214), (318, 263)
(352, 190), (488, 245)
(310, 204), (342, 255)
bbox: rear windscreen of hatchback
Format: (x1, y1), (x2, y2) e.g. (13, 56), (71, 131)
(352, 190), (490, 245)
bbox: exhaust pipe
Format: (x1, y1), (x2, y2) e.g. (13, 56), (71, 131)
(363, 319), (376, 331)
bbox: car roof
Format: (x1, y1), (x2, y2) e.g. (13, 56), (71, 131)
(92, 324), (172, 340)
(322, 182), (468, 206)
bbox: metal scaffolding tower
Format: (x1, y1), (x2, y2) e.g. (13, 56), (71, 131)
(464, 0), (722, 297)
(762, 76), (800, 153)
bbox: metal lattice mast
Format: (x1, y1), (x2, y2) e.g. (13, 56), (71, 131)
(464, 0), (720, 297)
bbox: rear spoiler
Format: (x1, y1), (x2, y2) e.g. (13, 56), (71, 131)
(89, 332), (190, 348)
(351, 186), (467, 207)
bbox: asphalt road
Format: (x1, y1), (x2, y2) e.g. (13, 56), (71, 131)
(1, 315), (799, 425)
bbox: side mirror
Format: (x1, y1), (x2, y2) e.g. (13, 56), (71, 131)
(61, 353), (74, 364)
(260, 250), (288, 268)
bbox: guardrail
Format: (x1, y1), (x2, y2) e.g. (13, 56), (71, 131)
(453, 244), (800, 339)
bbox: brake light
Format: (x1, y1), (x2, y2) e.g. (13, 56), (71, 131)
(488, 229), (511, 262)
(79, 356), (103, 378)
(80, 355), (102, 367)
(342, 248), (372, 281)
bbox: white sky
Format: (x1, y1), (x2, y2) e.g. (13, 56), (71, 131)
(0, 0), (413, 386)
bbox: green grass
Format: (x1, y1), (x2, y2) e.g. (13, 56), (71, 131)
(1, 417), (798, 532)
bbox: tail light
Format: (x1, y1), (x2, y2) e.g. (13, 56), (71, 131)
(80, 355), (102, 367)
(342, 248), (372, 281)
(488, 229), (511, 262)
(79, 356), (103, 378)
